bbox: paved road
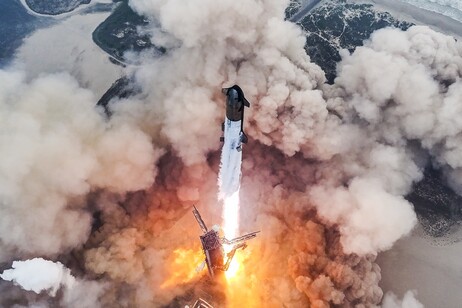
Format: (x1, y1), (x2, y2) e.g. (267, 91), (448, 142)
(289, 0), (322, 23)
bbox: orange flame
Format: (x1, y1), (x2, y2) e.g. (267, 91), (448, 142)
(224, 245), (242, 280)
(224, 248), (263, 307)
(160, 248), (203, 289)
(221, 190), (264, 306)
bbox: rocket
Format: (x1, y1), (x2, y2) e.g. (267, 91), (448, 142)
(218, 85), (251, 198)
(220, 85), (250, 152)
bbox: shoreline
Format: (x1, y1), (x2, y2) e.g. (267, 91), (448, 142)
(358, 0), (462, 39)
(18, 0), (109, 19)
(290, 0), (323, 22)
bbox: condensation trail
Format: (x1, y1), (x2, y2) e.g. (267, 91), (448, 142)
(218, 115), (244, 239)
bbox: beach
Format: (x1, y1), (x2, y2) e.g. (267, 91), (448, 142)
(377, 226), (462, 307)
(360, 0), (462, 39)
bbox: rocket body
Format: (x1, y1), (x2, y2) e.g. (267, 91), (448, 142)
(218, 85), (250, 199)
(223, 85), (249, 146)
(219, 119), (243, 199)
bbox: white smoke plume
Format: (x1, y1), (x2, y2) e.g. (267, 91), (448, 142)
(2, 0), (462, 306)
(1, 258), (107, 307)
(1, 258), (75, 296)
(382, 291), (424, 308)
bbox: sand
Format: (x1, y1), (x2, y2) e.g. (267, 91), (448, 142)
(359, 0), (462, 39)
(377, 225), (462, 307)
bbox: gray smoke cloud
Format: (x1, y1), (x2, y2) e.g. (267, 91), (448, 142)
(0, 70), (162, 260)
(3, 0), (462, 306)
(315, 25), (462, 254)
(123, 0), (326, 165)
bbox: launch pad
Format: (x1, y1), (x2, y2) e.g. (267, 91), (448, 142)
(192, 206), (258, 279)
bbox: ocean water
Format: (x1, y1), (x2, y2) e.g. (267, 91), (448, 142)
(0, 0), (39, 66)
(399, 0), (462, 23)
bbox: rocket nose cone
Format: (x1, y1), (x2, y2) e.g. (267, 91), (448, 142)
(226, 88), (240, 102)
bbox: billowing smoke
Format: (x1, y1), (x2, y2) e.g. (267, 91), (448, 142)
(2, 0), (462, 306)
(1, 258), (76, 296)
(1, 258), (107, 307)
(0, 70), (162, 260)
(315, 25), (462, 254)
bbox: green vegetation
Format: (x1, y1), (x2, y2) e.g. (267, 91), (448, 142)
(97, 77), (140, 115)
(407, 167), (462, 237)
(299, 0), (412, 83)
(285, 0), (303, 20)
(92, 0), (164, 64)
(25, 0), (90, 15)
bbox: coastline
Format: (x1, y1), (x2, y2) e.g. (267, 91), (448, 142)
(14, 11), (122, 96)
(18, 0), (110, 18)
(358, 0), (462, 39)
(290, 0), (323, 22)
